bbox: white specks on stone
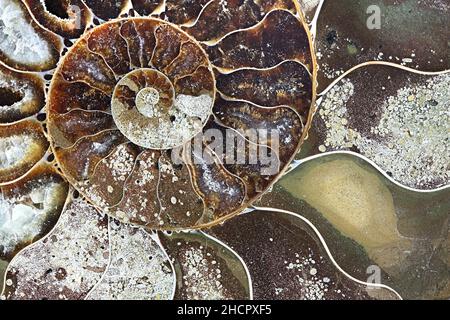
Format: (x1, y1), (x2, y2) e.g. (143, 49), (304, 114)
(86, 220), (174, 300)
(112, 70), (214, 150)
(318, 145), (327, 153)
(174, 94), (213, 122)
(104, 144), (135, 182)
(2, 199), (109, 300)
(402, 58), (413, 64)
(318, 74), (450, 188)
(179, 246), (226, 300)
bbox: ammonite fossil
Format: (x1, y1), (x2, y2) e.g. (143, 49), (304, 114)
(0, 0), (448, 301)
(46, 4), (315, 230)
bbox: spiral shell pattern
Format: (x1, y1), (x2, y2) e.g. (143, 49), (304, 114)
(44, 2), (314, 230)
(1, 0), (448, 301)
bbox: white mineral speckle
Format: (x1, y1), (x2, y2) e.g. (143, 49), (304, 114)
(87, 221), (174, 300)
(318, 74), (450, 188)
(299, 0), (320, 12)
(180, 246), (226, 300)
(0, 135), (34, 169)
(2, 199), (109, 300)
(113, 82), (213, 149)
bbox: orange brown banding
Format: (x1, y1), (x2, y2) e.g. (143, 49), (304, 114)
(0, 120), (49, 184)
(23, 0), (91, 39)
(0, 64), (45, 124)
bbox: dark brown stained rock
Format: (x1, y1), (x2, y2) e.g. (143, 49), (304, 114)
(48, 110), (114, 149)
(174, 66), (215, 96)
(316, 0), (450, 92)
(185, 0), (296, 42)
(165, 0), (211, 25)
(207, 210), (399, 300)
(216, 60), (312, 118)
(120, 19), (158, 68)
(84, 0), (128, 20)
(213, 96), (304, 165)
(131, 0), (162, 16)
(157, 151), (206, 228)
(164, 42), (209, 81)
(184, 141), (246, 223)
(202, 119), (281, 199)
(54, 130), (127, 182)
(47, 75), (112, 114)
(59, 39), (116, 93)
(207, 10), (313, 71)
(151, 24), (188, 70)
(87, 22), (131, 75)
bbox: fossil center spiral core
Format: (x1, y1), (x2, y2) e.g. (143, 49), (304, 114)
(136, 87), (161, 116)
(112, 66), (212, 150)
